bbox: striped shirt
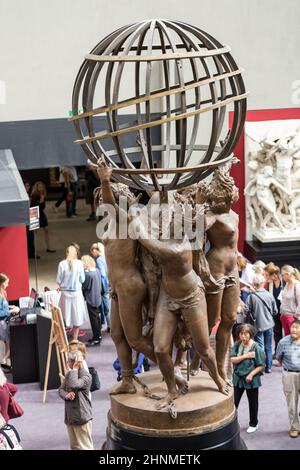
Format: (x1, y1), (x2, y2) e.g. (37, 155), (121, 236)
(276, 335), (300, 370)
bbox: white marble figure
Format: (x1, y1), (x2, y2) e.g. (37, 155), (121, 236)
(244, 165), (291, 231)
(290, 158), (300, 229)
(245, 127), (300, 239)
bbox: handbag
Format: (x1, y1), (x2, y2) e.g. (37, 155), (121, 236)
(245, 296), (256, 326)
(5, 386), (24, 420)
(0, 423), (22, 450)
(88, 367), (101, 392)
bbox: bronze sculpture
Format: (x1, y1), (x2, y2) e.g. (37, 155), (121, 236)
(71, 19), (247, 450)
(190, 170), (240, 382)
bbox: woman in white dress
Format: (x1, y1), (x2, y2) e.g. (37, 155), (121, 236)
(56, 245), (87, 340)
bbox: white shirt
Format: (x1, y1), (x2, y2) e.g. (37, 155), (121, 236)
(59, 166), (78, 184)
(56, 259), (85, 291)
(240, 263), (255, 286)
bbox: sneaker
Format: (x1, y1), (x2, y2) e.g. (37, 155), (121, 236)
(246, 425), (258, 433)
(265, 368), (272, 373)
(46, 249), (56, 253)
(86, 339), (101, 347)
(290, 430), (299, 438)
(87, 336), (102, 343)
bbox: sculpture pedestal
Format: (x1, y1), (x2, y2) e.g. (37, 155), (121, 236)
(244, 238), (300, 269)
(105, 370), (246, 450)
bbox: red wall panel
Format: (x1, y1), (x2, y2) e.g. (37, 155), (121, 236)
(229, 108), (300, 253)
(0, 226), (29, 300)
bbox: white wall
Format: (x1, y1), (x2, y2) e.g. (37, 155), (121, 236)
(0, 0), (299, 122)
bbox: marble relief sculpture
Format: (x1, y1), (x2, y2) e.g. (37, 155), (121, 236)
(245, 128), (300, 239)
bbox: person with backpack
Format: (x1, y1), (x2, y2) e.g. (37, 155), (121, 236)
(245, 273), (277, 373)
(230, 323), (266, 434)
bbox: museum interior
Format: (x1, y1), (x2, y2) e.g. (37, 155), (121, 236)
(0, 0), (300, 453)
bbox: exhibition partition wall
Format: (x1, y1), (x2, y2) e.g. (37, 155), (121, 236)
(0, 149), (29, 299)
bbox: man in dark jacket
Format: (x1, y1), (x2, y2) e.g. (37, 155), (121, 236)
(59, 350), (93, 450)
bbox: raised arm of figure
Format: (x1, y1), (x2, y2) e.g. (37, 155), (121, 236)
(97, 166), (117, 208)
(244, 178), (256, 196)
(130, 216), (181, 260)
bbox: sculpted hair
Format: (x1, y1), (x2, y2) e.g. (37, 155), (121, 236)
(94, 182), (137, 206)
(198, 170), (239, 210)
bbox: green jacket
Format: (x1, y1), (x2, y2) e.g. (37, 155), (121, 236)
(230, 341), (265, 389)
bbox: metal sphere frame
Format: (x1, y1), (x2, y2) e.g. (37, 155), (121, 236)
(71, 19), (247, 192)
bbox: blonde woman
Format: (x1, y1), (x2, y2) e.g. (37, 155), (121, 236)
(0, 273), (19, 370)
(81, 255), (102, 346)
(56, 246), (86, 340)
(280, 265), (300, 336)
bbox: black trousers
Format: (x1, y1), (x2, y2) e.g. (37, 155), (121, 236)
(273, 314), (283, 353)
(87, 303), (101, 341)
(26, 226), (35, 258)
(234, 386), (259, 427)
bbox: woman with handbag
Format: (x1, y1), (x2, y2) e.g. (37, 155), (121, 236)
(230, 324), (265, 434)
(280, 265), (300, 336)
(0, 367), (23, 422)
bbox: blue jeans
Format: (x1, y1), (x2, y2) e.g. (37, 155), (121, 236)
(255, 328), (273, 370)
(100, 294), (110, 328)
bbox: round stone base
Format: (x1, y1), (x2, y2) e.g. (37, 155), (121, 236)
(106, 370), (246, 450)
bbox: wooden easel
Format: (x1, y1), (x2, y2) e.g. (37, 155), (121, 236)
(43, 305), (69, 403)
